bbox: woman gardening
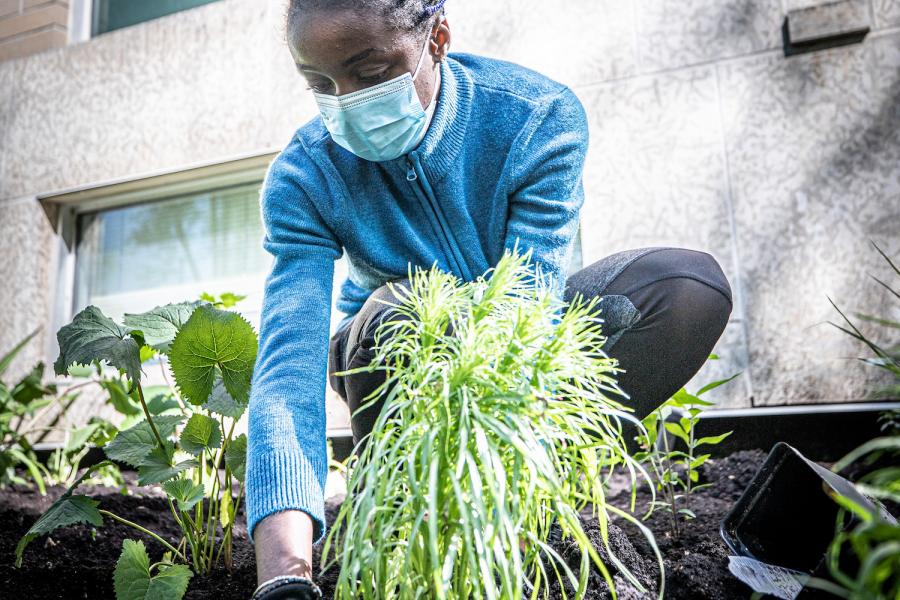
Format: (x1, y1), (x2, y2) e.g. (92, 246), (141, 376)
(247, 1), (734, 598)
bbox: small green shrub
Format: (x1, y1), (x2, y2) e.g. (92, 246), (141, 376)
(634, 362), (739, 538)
(15, 298), (257, 600)
(322, 247), (663, 600)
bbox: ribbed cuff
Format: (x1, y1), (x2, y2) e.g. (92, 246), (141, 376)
(245, 448), (327, 546)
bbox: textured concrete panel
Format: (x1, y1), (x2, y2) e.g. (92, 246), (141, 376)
(874, 0), (900, 28)
(0, 198), (55, 382)
(576, 66), (750, 409)
(450, 0), (636, 88)
(636, 0), (783, 72)
(577, 67), (740, 312)
(0, 0), (317, 200)
(720, 34), (900, 406)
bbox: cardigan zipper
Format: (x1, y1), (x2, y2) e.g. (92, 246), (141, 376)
(405, 156), (472, 280)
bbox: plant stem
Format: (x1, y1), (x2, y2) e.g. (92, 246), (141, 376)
(158, 357), (188, 414)
(99, 509), (186, 561)
(135, 384), (166, 449)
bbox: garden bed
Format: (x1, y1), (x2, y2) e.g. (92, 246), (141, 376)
(1, 449), (770, 599)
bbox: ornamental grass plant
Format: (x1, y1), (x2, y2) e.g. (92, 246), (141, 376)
(322, 247), (663, 600)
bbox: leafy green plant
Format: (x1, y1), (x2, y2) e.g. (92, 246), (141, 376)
(322, 247), (663, 600)
(40, 416), (123, 489)
(0, 328), (83, 494)
(799, 426), (900, 599)
(827, 241), (899, 401)
(812, 241), (900, 598)
(634, 365), (739, 538)
(15, 298), (256, 600)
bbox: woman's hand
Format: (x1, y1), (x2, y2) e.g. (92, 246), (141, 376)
(252, 510), (320, 598)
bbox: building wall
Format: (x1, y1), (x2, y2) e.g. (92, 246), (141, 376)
(0, 0), (68, 62)
(1, 0), (898, 427)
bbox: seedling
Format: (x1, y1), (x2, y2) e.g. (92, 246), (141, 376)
(635, 366), (739, 538)
(15, 299), (256, 600)
(322, 247), (664, 600)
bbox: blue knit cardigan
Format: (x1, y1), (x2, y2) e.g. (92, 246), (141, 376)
(245, 51), (590, 544)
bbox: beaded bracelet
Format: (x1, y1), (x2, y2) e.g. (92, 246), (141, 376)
(250, 575), (323, 599)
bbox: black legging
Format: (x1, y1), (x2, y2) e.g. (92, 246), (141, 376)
(328, 247), (733, 449)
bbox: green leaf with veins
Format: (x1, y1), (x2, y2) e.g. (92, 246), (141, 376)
(137, 443), (197, 486)
(123, 301), (205, 353)
(168, 305), (257, 405)
(179, 414), (222, 456)
(15, 461), (115, 567)
(105, 416), (185, 467)
(15, 495), (103, 566)
(54, 306), (143, 386)
(145, 392), (181, 415)
(162, 479), (206, 512)
(225, 434), (247, 483)
(100, 378), (142, 416)
(114, 539), (193, 600)
(202, 372), (246, 419)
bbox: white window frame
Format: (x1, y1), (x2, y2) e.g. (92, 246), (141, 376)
(67, 0), (222, 44)
(38, 150), (279, 371)
(38, 149), (354, 437)
(68, 0), (93, 44)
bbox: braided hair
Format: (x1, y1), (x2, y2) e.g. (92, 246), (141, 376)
(286, 0), (447, 36)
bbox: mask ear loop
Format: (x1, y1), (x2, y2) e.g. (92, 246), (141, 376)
(411, 21), (440, 81)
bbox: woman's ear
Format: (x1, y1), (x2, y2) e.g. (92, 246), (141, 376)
(432, 16), (451, 61)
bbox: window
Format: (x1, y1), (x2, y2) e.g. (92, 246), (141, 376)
(91, 0), (221, 36)
(73, 181), (272, 328)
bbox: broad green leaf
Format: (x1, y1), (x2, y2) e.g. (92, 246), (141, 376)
(162, 479), (205, 512)
(15, 495), (103, 566)
(114, 539), (193, 600)
(179, 414), (222, 456)
(137, 444), (197, 486)
(65, 422), (101, 454)
(101, 378), (142, 416)
(695, 432), (732, 446)
(123, 302), (203, 353)
(105, 416), (185, 467)
(139, 345), (157, 363)
(54, 306), (143, 386)
(10, 363), (54, 405)
(225, 434), (247, 483)
(169, 306), (257, 405)
(145, 391), (181, 415)
(203, 374), (246, 419)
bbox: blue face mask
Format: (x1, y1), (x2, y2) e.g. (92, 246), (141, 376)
(313, 31), (436, 162)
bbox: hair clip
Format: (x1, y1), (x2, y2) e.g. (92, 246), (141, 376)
(424, 0), (446, 17)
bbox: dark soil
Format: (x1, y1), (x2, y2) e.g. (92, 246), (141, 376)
(1, 451), (768, 599)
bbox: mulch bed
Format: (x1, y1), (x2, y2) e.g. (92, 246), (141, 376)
(0, 451), (769, 599)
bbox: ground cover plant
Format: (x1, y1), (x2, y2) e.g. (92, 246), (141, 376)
(322, 247), (664, 600)
(13, 296), (256, 600)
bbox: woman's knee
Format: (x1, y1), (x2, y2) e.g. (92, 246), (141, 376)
(350, 278), (414, 354)
(613, 248), (732, 311)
